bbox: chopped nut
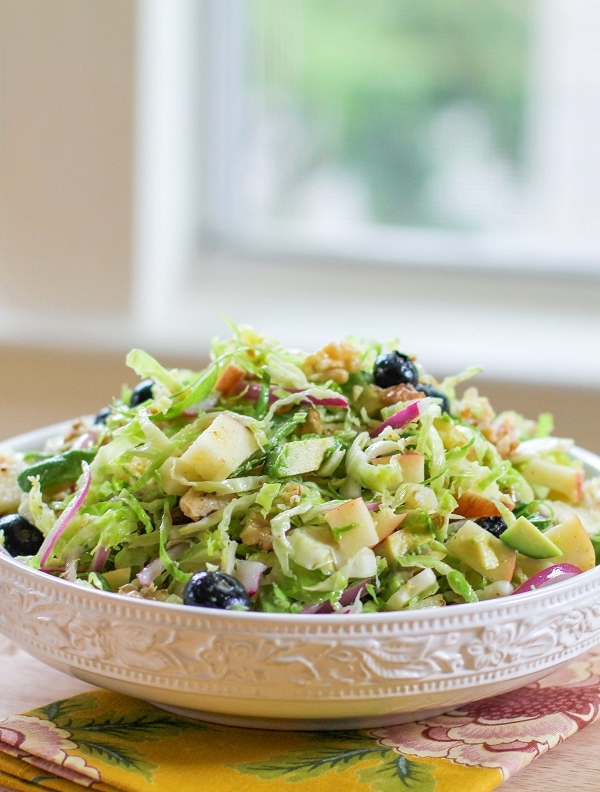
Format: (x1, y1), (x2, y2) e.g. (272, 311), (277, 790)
(280, 483), (302, 506)
(240, 512), (273, 550)
(302, 341), (362, 385)
(119, 582), (173, 601)
(379, 383), (423, 407)
(455, 388), (524, 459)
(491, 415), (522, 459)
(179, 489), (231, 521)
(302, 408), (323, 436)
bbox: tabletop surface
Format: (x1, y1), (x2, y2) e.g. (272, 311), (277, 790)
(0, 634), (596, 791)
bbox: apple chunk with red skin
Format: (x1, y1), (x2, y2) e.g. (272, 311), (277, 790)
(518, 512), (595, 577)
(372, 453), (425, 484)
(372, 507), (406, 542)
(324, 497), (380, 556)
(519, 457), (584, 503)
(454, 491), (505, 519)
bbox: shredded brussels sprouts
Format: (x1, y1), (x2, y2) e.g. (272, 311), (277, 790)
(2, 323), (599, 614)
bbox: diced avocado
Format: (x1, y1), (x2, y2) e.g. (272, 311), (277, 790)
(100, 567), (131, 591)
(499, 516), (562, 559)
(267, 437), (335, 478)
(375, 525), (431, 563)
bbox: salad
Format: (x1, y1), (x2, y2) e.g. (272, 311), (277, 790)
(1, 323), (599, 614)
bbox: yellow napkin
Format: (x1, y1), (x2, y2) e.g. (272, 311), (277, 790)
(1, 645), (600, 792)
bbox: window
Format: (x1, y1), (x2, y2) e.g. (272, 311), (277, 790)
(205, 0), (600, 272)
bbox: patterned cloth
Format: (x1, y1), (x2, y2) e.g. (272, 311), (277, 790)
(0, 646), (599, 791)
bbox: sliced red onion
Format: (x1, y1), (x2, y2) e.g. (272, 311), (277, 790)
(302, 393), (349, 408)
(136, 543), (187, 587)
(301, 602), (327, 614)
(71, 431), (98, 450)
(182, 394), (220, 417)
(39, 462), (92, 569)
(235, 559), (268, 595)
(90, 545), (110, 573)
(233, 380), (348, 409)
(302, 579), (370, 614)
(370, 399), (427, 438)
(64, 556), (79, 582)
(512, 563), (583, 595)
(137, 556), (167, 587)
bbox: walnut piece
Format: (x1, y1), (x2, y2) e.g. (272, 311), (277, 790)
(240, 512), (273, 550)
(455, 387), (522, 459)
(379, 383), (423, 407)
(179, 490), (231, 521)
(302, 341), (362, 385)
(301, 408), (324, 436)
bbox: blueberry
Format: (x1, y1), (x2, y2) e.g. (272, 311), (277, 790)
(373, 351), (418, 388)
(129, 379), (155, 408)
(0, 514), (45, 556)
(93, 406), (111, 424)
(474, 516), (507, 538)
(183, 570), (251, 610)
(415, 382), (450, 413)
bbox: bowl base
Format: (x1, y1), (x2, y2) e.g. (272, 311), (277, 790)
(150, 701), (454, 731)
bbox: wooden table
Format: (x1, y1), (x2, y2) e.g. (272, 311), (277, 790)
(0, 634), (595, 790)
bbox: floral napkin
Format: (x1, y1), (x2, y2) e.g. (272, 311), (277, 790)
(0, 646), (599, 792)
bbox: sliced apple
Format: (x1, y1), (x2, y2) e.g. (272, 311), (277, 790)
(544, 514), (596, 572)
(453, 491), (504, 519)
(372, 453), (425, 484)
(446, 520), (517, 582)
(174, 412), (259, 482)
(519, 457), (584, 504)
(398, 453), (425, 483)
(324, 497), (380, 556)
(215, 364), (245, 396)
(518, 513), (595, 577)
(372, 507), (406, 542)
(375, 529), (411, 563)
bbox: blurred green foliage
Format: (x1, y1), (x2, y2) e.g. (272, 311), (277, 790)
(252, 0), (532, 226)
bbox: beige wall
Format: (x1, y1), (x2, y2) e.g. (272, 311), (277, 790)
(0, 0), (134, 316)
(1, 343), (598, 456)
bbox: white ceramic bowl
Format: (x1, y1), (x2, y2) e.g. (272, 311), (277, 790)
(1, 421), (600, 730)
